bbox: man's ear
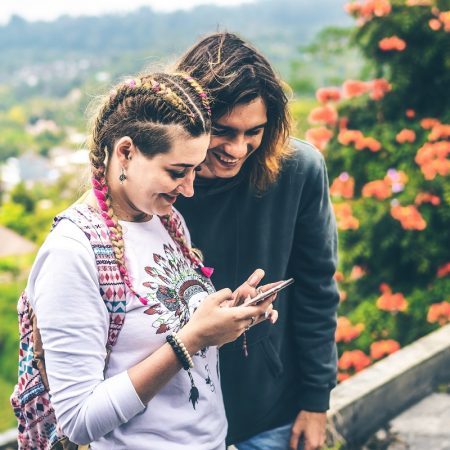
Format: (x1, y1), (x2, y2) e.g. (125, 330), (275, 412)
(114, 136), (136, 165)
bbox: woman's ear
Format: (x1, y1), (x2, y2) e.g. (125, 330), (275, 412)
(114, 136), (136, 166)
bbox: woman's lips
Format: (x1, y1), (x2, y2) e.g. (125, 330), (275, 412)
(160, 193), (178, 204)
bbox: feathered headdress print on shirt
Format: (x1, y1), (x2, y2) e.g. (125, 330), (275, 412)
(142, 242), (214, 334)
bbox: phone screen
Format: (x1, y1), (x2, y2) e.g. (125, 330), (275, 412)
(244, 278), (294, 306)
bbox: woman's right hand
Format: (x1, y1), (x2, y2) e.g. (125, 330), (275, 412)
(177, 288), (275, 353)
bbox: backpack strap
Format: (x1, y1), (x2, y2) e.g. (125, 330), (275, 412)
(52, 204), (126, 351)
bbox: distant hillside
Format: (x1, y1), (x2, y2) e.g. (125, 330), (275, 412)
(0, 0), (350, 86)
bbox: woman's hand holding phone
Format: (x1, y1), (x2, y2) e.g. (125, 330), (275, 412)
(227, 269), (294, 328)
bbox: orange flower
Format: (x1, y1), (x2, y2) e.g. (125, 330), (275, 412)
(420, 118), (440, 129)
(316, 87), (342, 103)
(370, 340), (400, 359)
(362, 180), (391, 199)
(415, 141), (450, 179)
(376, 283), (408, 312)
(429, 18), (442, 30)
(345, 1), (362, 15)
(405, 109), (416, 118)
(334, 271), (345, 282)
(350, 0), (392, 20)
(305, 127), (334, 151)
(427, 301), (450, 325)
(350, 265), (366, 280)
(370, 78), (391, 100)
(396, 128), (416, 144)
(340, 290), (348, 302)
(333, 203), (360, 230)
(390, 204), (427, 230)
(338, 126), (382, 151)
(338, 129), (364, 145)
(355, 136), (382, 152)
(339, 117), (349, 130)
(338, 350), (371, 372)
(428, 123), (450, 141)
(379, 36), (407, 51)
(415, 192), (441, 206)
(330, 172), (355, 199)
(336, 317), (364, 343)
(372, 0), (392, 16)
(342, 80), (370, 98)
(308, 105), (338, 126)
(439, 11), (450, 32)
(437, 262), (450, 278)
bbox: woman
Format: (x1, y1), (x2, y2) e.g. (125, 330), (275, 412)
(12, 72), (276, 450)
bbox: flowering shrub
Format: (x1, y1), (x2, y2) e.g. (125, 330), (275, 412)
(302, 0), (450, 381)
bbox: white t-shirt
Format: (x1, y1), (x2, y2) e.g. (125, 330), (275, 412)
(27, 211), (227, 450)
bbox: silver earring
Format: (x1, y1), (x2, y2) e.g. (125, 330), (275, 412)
(119, 167), (126, 184)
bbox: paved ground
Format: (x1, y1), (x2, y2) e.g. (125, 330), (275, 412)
(386, 392), (450, 450)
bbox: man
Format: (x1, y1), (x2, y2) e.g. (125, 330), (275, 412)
(175, 32), (339, 450)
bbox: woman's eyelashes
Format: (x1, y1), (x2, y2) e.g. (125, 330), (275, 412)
(168, 166), (202, 180)
(169, 170), (186, 179)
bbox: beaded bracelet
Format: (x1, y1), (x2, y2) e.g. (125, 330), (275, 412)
(166, 333), (194, 369)
(166, 333), (199, 408)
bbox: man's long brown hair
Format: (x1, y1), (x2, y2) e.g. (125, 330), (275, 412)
(176, 32), (292, 193)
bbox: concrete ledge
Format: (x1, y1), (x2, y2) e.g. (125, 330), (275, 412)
(328, 323), (450, 445)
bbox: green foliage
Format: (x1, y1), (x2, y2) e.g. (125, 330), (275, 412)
(290, 98), (318, 138)
(351, 0), (450, 118)
(10, 182), (36, 213)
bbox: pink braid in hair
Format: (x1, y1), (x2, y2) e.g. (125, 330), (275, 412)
(160, 213), (214, 278)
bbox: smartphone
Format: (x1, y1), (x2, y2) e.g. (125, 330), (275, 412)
(244, 278), (294, 306)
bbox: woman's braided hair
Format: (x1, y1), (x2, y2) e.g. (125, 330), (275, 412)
(88, 72), (211, 305)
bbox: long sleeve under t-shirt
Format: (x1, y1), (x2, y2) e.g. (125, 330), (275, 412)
(26, 208), (226, 449)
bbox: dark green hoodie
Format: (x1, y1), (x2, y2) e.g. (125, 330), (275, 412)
(177, 139), (339, 444)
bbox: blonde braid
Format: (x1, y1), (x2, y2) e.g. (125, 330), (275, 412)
(160, 75), (206, 130)
(140, 78), (196, 122)
(175, 72), (211, 117)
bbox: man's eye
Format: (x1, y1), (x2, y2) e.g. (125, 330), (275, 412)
(246, 128), (263, 136)
(194, 166), (202, 172)
(212, 128), (228, 136)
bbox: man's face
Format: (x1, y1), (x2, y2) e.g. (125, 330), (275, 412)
(198, 97), (267, 179)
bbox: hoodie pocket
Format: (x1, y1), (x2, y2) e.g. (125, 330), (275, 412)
(261, 338), (284, 378)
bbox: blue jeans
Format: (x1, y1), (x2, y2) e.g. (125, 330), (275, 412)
(235, 422), (304, 450)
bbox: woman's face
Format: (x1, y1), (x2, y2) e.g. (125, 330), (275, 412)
(112, 130), (209, 220)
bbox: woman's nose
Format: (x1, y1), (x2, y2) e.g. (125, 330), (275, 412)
(178, 171), (195, 198)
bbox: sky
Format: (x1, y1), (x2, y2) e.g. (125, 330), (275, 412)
(0, 0), (253, 25)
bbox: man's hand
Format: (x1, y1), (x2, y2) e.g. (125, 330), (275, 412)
(290, 410), (326, 450)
